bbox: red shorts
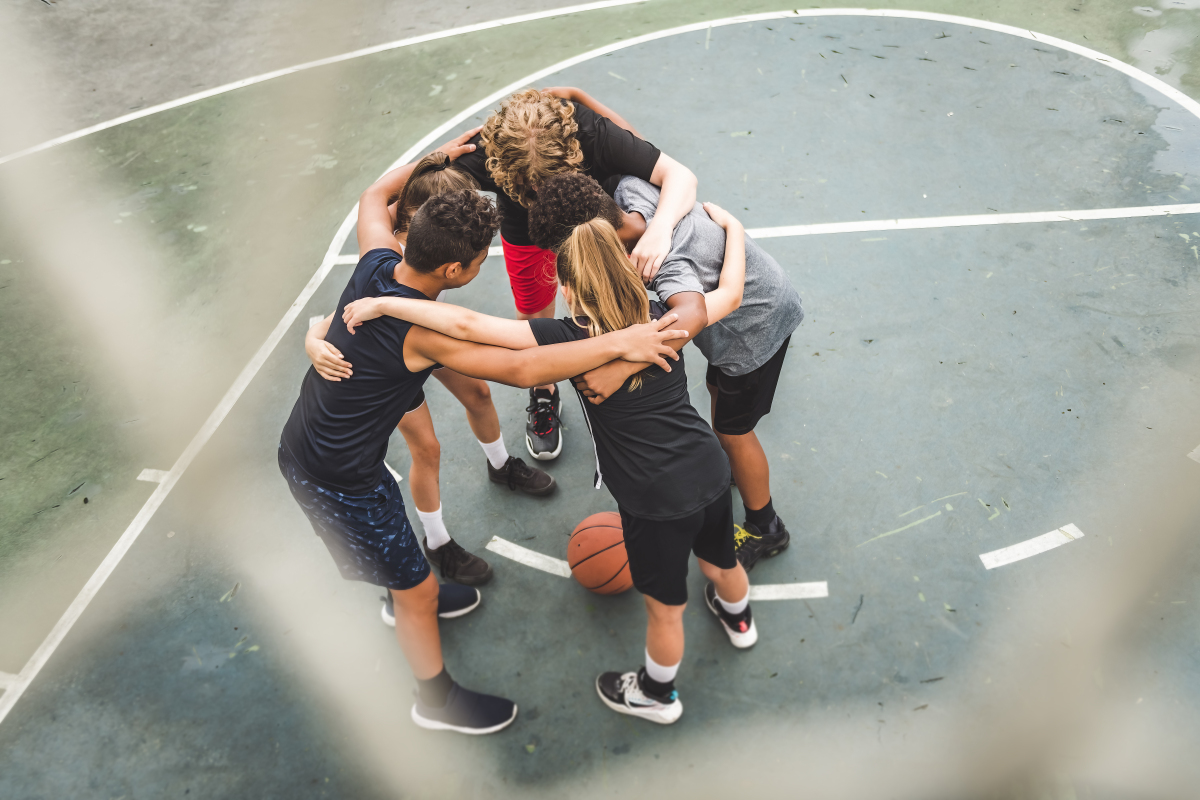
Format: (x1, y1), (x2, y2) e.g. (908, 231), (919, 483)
(501, 237), (557, 315)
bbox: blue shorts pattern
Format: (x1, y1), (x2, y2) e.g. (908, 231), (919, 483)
(278, 445), (430, 591)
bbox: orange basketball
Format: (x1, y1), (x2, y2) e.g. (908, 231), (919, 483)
(567, 511), (632, 595)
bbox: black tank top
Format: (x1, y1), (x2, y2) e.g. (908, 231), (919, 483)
(280, 248), (436, 494)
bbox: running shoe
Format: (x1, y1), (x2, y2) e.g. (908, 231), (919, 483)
(488, 455), (556, 496)
(595, 668), (683, 725)
(381, 584), (482, 627)
(733, 516), (791, 571)
(411, 682), (517, 735)
(525, 387), (563, 461)
(424, 536), (493, 586)
(703, 582), (758, 649)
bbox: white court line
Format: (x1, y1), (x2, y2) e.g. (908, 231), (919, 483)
(486, 536), (573, 578)
(979, 524), (1085, 569)
(0, 0), (649, 168)
(0, 672), (17, 691)
(6, 8), (1199, 728)
(383, 461), (404, 483)
(135, 469), (170, 484)
(749, 203), (1200, 240)
(307, 314), (325, 328)
(1188, 444), (1200, 465)
(749, 583), (829, 601)
(485, 536), (828, 598)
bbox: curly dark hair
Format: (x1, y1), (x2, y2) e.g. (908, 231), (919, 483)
(527, 172), (623, 253)
(405, 189), (500, 273)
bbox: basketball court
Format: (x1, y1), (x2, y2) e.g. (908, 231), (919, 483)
(1, 2), (1198, 797)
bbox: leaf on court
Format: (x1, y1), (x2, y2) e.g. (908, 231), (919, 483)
(730, 131), (753, 137)
(219, 582), (240, 603)
(525, 743), (536, 754)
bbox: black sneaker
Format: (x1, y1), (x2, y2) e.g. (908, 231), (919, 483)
(703, 582), (758, 648)
(411, 682), (517, 735)
(595, 668), (682, 724)
(525, 387), (563, 461)
(424, 537), (494, 586)
(733, 516), (791, 571)
(488, 455), (556, 496)
(381, 584), (482, 627)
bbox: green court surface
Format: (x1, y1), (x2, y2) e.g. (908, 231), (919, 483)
(1, 2), (1199, 798)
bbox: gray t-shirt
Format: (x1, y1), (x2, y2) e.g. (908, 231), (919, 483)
(614, 177), (804, 376)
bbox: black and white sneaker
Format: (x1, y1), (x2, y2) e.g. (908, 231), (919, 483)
(411, 682), (517, 735)
(595, 668), (683, 725)
(525, 387), (563, 461)
(703, 582), (758, 649)
(733, 517), (791, 572)
(424, 536), (494, 586)
(381, 584), (482, 627)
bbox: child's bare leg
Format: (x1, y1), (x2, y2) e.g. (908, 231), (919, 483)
(390, 573), (443, 679)
(644, 595), (686, 670)
(698, 558), (749, 605)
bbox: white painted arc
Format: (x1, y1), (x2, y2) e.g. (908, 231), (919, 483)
(0, 672), (17, 690)
(136, 468), (170, 484)
(383, 461), (404, 483)
(5, 7), (1200, 170)
(0, 0), (651, 167)
(1188, 444), (1200, 464)
(5, 9), (1197, 728)
(979, 524), (1085, 569)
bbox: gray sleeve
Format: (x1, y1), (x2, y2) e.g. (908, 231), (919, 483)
(650, 255), (705, 300)
(614, 176), (660, 222)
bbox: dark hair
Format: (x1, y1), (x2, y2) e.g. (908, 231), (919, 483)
(404, 189), (500, 273)
(527, 172), (623, 252)
(394, 151), (478, 234)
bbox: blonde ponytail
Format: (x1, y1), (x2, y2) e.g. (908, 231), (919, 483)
(557, 217), (652, 389)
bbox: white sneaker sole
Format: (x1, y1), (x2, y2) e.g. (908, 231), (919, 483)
(410, 702), (518, 735)
(705, 591), (759, 649)
(525, 431), (563, 461)
(595, 682), (683, 725)
(437, 589), (481, 619)
(381, 589), (481, 626)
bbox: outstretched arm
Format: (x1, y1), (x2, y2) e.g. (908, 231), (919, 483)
(541, 87), (643, 138)
(698, 202), (746, 324)
(404, 315), (689, 388)
(357, 127), (481, 256)
(342, 296), (538, 349)
(631, 153), (699, 282)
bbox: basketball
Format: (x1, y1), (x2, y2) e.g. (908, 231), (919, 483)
(567, 512), (632, 595)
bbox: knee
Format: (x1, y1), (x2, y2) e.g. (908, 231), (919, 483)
(393, 579), (438, 614)
(408, 435), (441, 466)
(463, 381), (493, 412)
(645, 599), (686, 623)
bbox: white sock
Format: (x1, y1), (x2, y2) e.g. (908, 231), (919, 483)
(478, 435), (509, 470)
(644, 649), (680, 685)
(417, 505), (451, 550)
(717, 587), (750, 616)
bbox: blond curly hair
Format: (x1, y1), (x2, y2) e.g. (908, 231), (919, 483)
(481, 89), (585, 209)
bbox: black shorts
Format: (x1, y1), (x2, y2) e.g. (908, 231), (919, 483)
(404, 389), (426, 414)
(705, 336), (791, 436)
(619, 490), (737, 606)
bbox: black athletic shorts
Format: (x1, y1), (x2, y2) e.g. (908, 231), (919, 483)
(404, 389), (426, 415)
(705, 336), (791, 436)
(619, 490), (737, 606)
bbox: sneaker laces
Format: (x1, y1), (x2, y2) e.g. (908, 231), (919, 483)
(618, 672), (646, 704)
(525, 396), (560, 438)
(733, 523), (760, 550)
(501, 456), (532, 491)
(438, 539), (468, 574)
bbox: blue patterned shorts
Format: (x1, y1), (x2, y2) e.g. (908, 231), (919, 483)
(278, 445), (430, 591)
